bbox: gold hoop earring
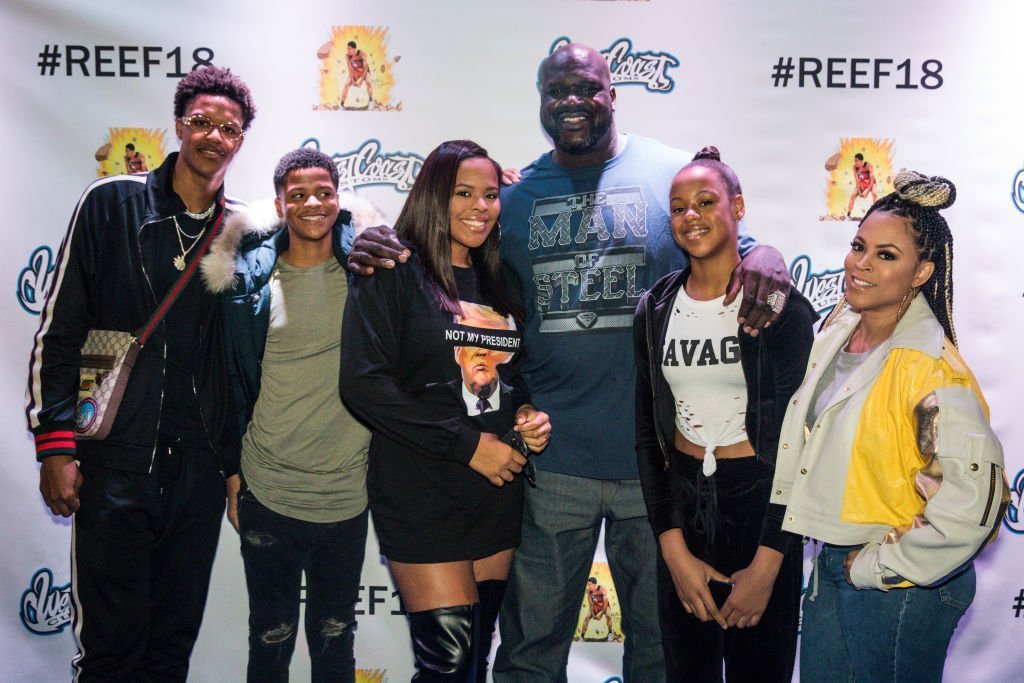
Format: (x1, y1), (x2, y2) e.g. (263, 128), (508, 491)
(820, 293), (846, 331)
(897, 287), (915, 321)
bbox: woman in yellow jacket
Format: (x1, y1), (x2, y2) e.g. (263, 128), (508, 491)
(771, 171), (1008, 682)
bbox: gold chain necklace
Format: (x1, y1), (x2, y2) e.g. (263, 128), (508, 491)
(172, 216), (207, 271)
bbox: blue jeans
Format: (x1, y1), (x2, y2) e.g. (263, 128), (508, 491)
(493, 469), (664, 683)
(800, 544), (975, 683)
(238, 492), (368, 683)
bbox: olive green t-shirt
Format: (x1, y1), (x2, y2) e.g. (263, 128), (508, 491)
(242, 257), (369, 523)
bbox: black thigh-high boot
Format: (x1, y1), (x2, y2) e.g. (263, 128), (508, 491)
(408, 604), (480, 682)
(474, 580), (507, 683)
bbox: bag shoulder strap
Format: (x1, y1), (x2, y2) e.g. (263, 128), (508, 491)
(135, 203), (226, 346)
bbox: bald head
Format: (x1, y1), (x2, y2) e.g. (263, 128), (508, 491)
(538, 43), (617, 166)
(540, 43), (611, 86)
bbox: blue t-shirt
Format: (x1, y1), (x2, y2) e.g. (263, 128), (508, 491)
(499, 135), (755, 479)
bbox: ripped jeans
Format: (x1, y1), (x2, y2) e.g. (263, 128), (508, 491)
(238, 491), (368, 683)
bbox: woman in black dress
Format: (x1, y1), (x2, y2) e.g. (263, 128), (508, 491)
(340, 140), (550, 682)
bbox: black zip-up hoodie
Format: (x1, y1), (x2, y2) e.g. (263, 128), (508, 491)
(633, 268), (818, 552)
(26, 153), (241, 475)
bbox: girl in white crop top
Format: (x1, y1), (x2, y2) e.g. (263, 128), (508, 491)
(634, 147), (815, 681)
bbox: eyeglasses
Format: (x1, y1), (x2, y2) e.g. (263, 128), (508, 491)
(180, 114), (245, 141)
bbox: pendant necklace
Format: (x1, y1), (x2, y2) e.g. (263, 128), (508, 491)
(173, 216), (207, 271)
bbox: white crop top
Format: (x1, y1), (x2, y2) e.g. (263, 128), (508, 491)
(661, 285), (747, 475)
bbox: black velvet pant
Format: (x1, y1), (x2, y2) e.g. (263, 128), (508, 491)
(657, 453), (801, 683)
(72, 440), (225, 682)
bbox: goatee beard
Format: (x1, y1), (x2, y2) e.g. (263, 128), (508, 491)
(549, 119), (611, 156)
(556, 135), (600, 155)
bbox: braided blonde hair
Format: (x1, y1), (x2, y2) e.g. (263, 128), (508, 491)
(839, 170), (959, 345)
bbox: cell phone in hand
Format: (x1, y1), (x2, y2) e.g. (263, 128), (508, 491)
(708, 578), (733, 609)
(501, 428), (536, 487)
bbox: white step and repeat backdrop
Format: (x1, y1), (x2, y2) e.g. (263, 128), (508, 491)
(3, 1), (1023, 681)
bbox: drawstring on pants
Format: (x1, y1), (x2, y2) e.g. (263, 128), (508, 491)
(808, 539), (821, 601)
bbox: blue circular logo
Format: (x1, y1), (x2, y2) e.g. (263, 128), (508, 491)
(74, 399), (97, 433)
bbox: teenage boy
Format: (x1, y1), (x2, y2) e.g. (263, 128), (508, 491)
(202, 147), (381, 682)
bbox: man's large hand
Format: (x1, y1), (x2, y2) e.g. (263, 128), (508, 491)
(514, 404), (551, 453)
(40, 455), (83, 517)
(724, 245), (790, 337)
(347, 225), (409, 276)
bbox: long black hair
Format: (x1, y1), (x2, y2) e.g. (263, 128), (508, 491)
(394, 139), (522, 321)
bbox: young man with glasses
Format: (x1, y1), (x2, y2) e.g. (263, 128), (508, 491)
(26, 65), (255, 681)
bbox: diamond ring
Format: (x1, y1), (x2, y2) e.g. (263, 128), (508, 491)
(766, 290), (787, 314)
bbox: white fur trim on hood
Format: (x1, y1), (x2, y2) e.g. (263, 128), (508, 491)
(200, 192), (386, 294)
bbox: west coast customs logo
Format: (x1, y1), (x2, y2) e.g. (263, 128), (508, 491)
(549, 37), (678, 93)
(1013, 163), (1024, 214)
(1002, 467), (1024, 535)
(300, 138), (423, 193)
(1014, 164), (1024, 298)
(20, 569), (72, 635)
(18, 246), (55, 315)
(789, 254), (844, 317)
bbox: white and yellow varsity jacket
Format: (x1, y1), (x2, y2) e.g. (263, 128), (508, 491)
(771, 294), (1009, 590)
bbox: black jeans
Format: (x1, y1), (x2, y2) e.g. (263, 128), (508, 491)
(238, 491), (368, 683)
(72, 440), (226, 682)
(657, 453), (801, 683)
